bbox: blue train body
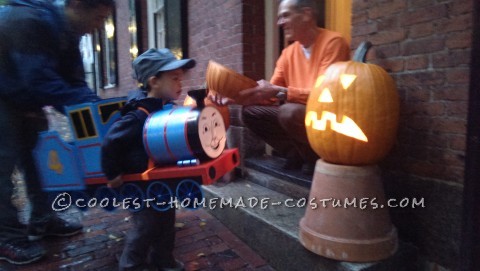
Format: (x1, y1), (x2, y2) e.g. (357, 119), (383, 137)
(32, 97), (239, 211)
(34, 97), (126, 191)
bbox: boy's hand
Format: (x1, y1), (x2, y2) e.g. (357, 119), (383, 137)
(107, 175), (123, 188)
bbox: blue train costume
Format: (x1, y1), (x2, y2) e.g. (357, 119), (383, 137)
(102, 95), (178, 270)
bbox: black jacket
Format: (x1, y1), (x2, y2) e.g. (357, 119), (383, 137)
(0, 0), (99, 110)
(101, 97), (168, 180)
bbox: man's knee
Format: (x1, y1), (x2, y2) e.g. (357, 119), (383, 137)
(241, 105), (255, 125)
(278, 103), (306, 127)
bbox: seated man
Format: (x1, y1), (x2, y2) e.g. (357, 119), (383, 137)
(215, 0), (350, 174)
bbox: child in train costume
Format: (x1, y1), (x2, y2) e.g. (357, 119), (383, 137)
(33, 47), (239, 270)
(102, 48), (195, 271)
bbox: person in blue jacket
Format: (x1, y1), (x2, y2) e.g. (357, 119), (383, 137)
(102, 48), (195, 271)
(0, 0), (114, 265)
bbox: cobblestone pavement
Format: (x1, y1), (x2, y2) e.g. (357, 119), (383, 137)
(0, 108), (275, 271)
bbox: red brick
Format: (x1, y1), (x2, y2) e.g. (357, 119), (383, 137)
(449, 0), (473, 16)
(446, 101), (468, 118)
(352, 0), (370, 12)
(219, 257), (249, 271)
(405, 102), (446, 116)
(408, 0), (436, 9)
(233, 244), (267, 268)
(429, 149), (464, 168)
(409, 22), (434, 38)
(175, 224), (204, 238)
(370, 29), (406, 45)
(217, 230), (247, 249)
(368, 0), (406, 19)
(431, 118), (467, 134)
(446, 68), (470, 84)
(398, 71), (445, 87)
(403, 37), (445, 55)
(432, 52), (454, 68)
(439, 13), (472, 33)
(352, 23), (378, 36)
(401, 4), (448, 26)
(432, 86), (468, 102)
(352, 11), (368, 24)
(377, 16), (400, 31)
(446, 31), (472, 49)
(406, 55), (429, 70)
(375, 44), (401, 59)
(375, 58), (404, 73)
(449, 135), (466, 152)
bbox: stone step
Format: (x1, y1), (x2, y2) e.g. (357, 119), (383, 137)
(202, 178), (418, 271)
(244, 156), (313, 189)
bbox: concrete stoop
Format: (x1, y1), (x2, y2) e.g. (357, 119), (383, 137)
(203, 167), (418, 271)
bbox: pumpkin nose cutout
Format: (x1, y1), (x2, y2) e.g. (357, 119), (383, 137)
(318, 88), (333, 103)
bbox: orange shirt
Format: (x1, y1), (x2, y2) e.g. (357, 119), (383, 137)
(271, 28), (350, 104)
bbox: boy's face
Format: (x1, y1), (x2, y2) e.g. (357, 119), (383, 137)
(149, 69), (185, 101)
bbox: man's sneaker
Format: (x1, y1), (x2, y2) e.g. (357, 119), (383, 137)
(0, 238), (46, 265)
(28, 216), (83, 241)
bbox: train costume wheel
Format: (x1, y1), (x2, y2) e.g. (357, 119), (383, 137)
(119, 183), (145, 212)
(94, 186), (119, 212)
(176, 179), (204, 209)
(146, 181), (173, 212)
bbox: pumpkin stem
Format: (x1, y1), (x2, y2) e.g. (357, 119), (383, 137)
(353, 41), (373, 63)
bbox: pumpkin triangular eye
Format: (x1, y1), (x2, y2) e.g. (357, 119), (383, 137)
(318, 88), (333, 103)
(340, 74), (357, 90)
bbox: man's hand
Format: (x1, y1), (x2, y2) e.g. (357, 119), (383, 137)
(207, 92), (235, 106)
(208, 80), (286, 106)
(107, 175), (123, 188)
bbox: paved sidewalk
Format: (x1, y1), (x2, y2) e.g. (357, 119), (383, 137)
(1, 185), (275, 271)
(0, 166), (274, 271)
(0, 108), (275, 271)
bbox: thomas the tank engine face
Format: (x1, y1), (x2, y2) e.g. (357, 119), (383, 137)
(198, 106), (226, 159)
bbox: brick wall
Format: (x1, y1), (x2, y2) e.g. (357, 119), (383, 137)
(351, 0), (472, 268)
(184, 0), (265, 92)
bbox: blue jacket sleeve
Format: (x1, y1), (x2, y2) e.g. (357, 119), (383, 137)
(11, 52), (100, 107)
(101, 112), (145, 180)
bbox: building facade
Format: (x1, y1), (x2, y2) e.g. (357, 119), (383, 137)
(94, 0), (474, 269)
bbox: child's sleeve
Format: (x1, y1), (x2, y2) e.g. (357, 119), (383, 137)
(101, 114), (142, 180)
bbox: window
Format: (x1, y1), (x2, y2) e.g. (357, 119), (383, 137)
(148, 0), (188, 58)
(98, 101), (125, 124)
(69, 108), (98, 139)
(129, 0), (139, 59)
(81, 14), (118, 92)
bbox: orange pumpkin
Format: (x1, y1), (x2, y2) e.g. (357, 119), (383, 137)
(305, 42), (400, 165)
(205, 60), (257, 100)
(183, 90), (230, 129)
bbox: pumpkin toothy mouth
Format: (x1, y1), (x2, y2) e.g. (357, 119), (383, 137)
(305, 111), (368, 142)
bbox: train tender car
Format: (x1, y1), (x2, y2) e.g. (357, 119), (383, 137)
(33, 92), (239, 212)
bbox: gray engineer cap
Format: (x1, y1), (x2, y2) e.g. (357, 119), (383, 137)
(133, 48), (196, 88)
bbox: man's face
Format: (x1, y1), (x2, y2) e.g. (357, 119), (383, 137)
(70, 4), (112, 35)
(277, 0), (305, 42)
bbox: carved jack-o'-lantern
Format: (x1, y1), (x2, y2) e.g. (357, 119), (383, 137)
(305, 42), (400, 165)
